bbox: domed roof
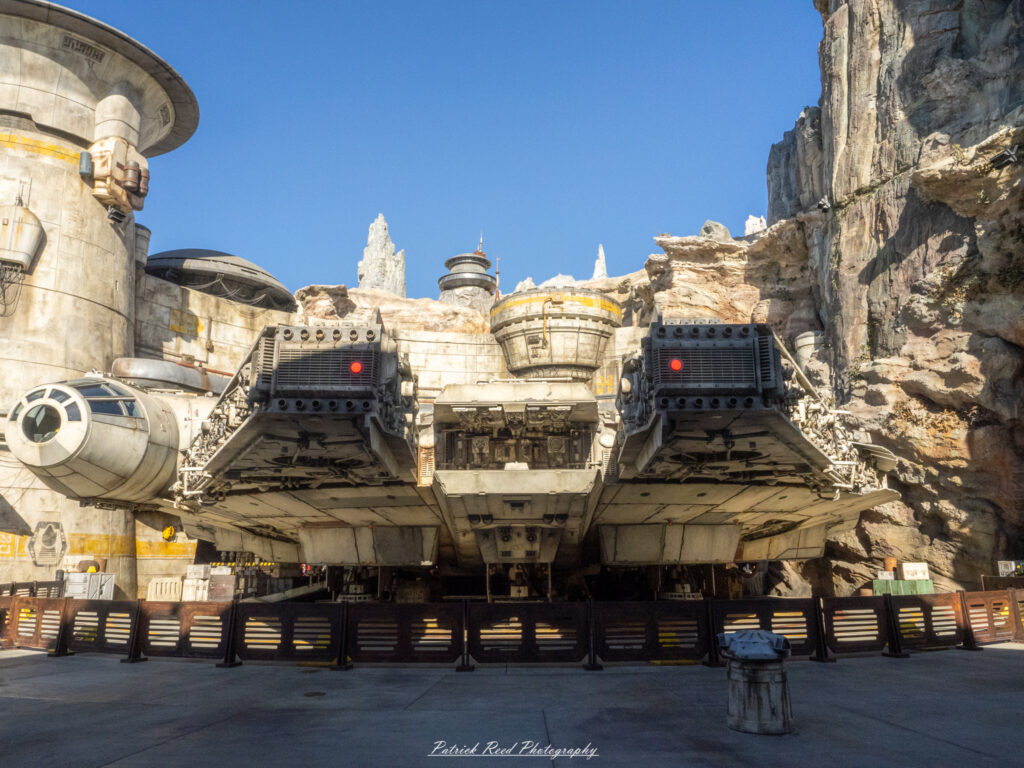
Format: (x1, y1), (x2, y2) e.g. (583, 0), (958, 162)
(146, 249), (296, 311)
(0, 0), (199, 156)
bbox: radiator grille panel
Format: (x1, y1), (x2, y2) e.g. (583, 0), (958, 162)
(272, 347), (379, 392)
(653, 346), (757, 390)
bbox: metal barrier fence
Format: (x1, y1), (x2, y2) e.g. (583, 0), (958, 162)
(3, 589), (1023, 667)
(0, 581), (65, 598)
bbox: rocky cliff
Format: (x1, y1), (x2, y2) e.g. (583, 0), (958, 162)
(761, 0), (1024, 594)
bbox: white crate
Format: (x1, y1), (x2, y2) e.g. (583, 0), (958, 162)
(181, 577), (210, 602)
(186, 564), (211, 580)
(998, 561), (1016, 577)
(146, 577), (182, 602)
(210, 566), (233, 576)
(898, 562), (930, 581)
(876, 570), (895, 580)
(65, 572), (115, 600)
(65, 572), (114, 600)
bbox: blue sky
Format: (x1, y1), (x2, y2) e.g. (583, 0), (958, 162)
(64, 1), (824, 297)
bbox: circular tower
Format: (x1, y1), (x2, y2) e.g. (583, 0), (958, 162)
(0, 1), (198, 596)
(490, 287), (622, 380)
(437, 241), (497, 314)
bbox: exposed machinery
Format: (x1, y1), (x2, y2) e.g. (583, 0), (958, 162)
(6, 291), (898, 601)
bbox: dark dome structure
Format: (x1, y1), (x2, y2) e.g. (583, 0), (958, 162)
(146, 249), (296, 312)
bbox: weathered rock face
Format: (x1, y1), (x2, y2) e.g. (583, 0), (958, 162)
(295, 284), (489, 334)
(762, 0), (1024, 595)
(592, 244), (608, 280)
(356, 214), (406, 297)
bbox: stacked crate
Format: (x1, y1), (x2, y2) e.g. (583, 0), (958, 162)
(872, 561), (934, 595)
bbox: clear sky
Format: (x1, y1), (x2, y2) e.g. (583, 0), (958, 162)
(63, 0), (824, 298)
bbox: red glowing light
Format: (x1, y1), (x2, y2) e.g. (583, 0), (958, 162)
(669, 358), (683, 371)
(349, 361), (363, 374)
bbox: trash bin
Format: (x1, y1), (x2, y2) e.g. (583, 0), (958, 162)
(718, 629), (793, 735)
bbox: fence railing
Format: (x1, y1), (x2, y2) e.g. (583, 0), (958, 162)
(2, 589), (1022, 667)
(0, 581), (65, 598)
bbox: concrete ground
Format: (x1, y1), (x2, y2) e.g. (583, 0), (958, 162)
(1, 645), (1022, 768)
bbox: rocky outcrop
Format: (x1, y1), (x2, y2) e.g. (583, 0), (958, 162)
(761, 0), (1024, 595)
(592, 244), (608, 280)
(295, 285), (488, 334)
(356, 214), (406, 297)
(635, 216), (824, 342)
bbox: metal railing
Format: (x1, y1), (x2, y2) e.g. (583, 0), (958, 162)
(0, 581), (65, 598)
(3, 589), (1022, 667)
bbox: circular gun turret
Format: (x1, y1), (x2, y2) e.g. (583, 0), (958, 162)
(490, 287), (622, 380)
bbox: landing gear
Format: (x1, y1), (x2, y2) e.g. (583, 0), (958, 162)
(485, 563), (553, 602)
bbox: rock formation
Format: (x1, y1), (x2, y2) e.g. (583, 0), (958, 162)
(592, 244), (608, 279)
(760, 0), (1024, 595)
(295, 284), (489, 334)
(744, 215), (767, 236)
(357, 213), (406, 297)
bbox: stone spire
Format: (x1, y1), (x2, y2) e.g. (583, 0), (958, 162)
(357, 213), (406, 297)
(591, 244), (608, 280)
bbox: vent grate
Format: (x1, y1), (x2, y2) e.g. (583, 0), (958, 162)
(243, 617), (282, 650)
(16, 607), (36, 636)
(73, 611), (100, 644)
(535, 620), (577, 651)
(658, 618), (699, 650)
(418, 446), (435, 486)
(722, 612), (761, 634)
(293, 616), (332, 651)
(931, 605), (958, 637)
(411, 617), (453, 652)
(357, 618), (398, 652)
(274, 347), (378, 392)
(147, 617), (181, 649)
(832, 609), (880, 643)
(188, 615), (224, 650)
(604, 620), (645, 650)
(40, 610), (61, 640)
(104, 612), (132, 647)
(770, 611), (808, 642)
(479, 618), (523, 651)
(653, 346), (757, 390)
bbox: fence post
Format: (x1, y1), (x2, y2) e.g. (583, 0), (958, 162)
(47, 598), (73, 658)
(1011, 588), (1024, 643)
(583, 598), (603, 671)
(121, 600), (149, 664)
(957, 590), (982, 651)
(702, 598), (722, 667)
(216, 599), (242, 668)
(456, 599), (474, 672)
(330, 601), (352, 671)
(882, 594), (909, 658)
(810, 596), (834, 663)
(1, 600), (13, 650)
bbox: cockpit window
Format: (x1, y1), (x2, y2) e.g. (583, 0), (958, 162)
(22, 404), (61, 443)
(50, 390), (70, 403)
(70, 382), (143, 421)
(26, 390), (45, 402)
(88, 400), (125, 416)
(72, 384), (114, 398)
